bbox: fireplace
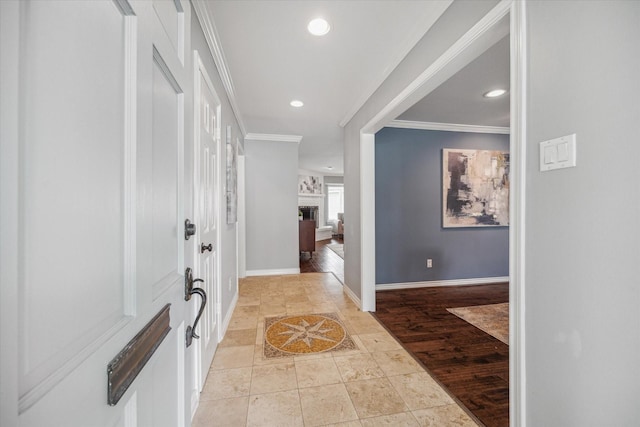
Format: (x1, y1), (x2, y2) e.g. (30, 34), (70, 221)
(299, 206), (319, 222)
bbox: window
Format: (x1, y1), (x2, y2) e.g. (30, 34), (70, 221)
(327, 184), (344, 221)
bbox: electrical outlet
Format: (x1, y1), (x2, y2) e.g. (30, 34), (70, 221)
(228, 277), (232, 291)
(426, 259), (433, 268)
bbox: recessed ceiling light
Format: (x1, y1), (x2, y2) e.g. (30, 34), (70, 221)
(290, 100), (304, 108)
(483, 89), (507, 98)
(326, 166), (333, 170)
(308, 18), (330, 36)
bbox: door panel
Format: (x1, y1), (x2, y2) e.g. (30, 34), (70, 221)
(200, 140), (217, 353)
(152, 0), (185, 64)
(0, 1), (193, 426)
(193, 53), (221, 392)
(150, 50), (183, 300)
(17, 0), (132, 407)
(151, 329), (180, 427)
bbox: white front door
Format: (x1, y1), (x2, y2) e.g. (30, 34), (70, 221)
(193, 53), (221, 392)
(0, 1), (195, 426)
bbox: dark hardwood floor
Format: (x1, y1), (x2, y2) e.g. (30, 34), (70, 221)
(374, 283), (509, 427)
(299, 237), (344, 284)
(299, 240), (507, 425)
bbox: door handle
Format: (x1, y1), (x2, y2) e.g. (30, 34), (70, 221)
(200, 243), (213, 253)
(184, 267), (207, 348)
(186, 287), (206, 348)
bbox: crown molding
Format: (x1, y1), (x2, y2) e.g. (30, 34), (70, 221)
(361, 0), (511, 135)
(244, 133), (302, 144)
(338, 1), (454, 128)
(192, 0), (247, 136)
(387, 119), (510, 134)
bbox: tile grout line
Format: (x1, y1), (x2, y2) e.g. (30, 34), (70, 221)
(200, 273), (478, 426)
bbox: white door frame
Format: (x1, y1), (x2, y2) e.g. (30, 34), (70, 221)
(358, 1), (527, 425)
(191, 50), (222, 411)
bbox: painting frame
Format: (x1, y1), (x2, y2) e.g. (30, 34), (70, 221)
(298, 175), (322, 195)
(226, 125), (237, 224)
(442, 148), (510, 228)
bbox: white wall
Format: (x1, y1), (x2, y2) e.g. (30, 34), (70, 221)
(525, 2), (640, 424)
(245, 139), (299, 274)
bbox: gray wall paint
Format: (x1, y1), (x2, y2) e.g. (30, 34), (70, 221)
(526, 2), (640, 425)
(324, 176), (344, 185)
(344, 0), (499, 299)
(343, 1), (640, 422)
(191, 8), (240, 328)
(375, 128), (508, 284)
(245, 140), (299, 272)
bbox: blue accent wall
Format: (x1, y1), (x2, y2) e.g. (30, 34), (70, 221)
(375, 127), (509, 284)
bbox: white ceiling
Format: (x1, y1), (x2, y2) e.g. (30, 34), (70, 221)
(203, 0), (453, 175)
(398, 35), (510, 127)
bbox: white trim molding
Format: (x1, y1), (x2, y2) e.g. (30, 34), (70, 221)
(510, 1), (527, 425)
(361, 1), (511, 135)
(191, 0), (247, 136)
(376, 276), (510, 291)
(360, 132), (376, 312)
(245, 268), (301, 277)
(244, 133), (302, 144)
(388, 119), (510, 134)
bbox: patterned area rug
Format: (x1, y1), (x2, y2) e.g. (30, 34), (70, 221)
(447, 303), (509, 345)
(263, 312), (356, 358)
(326, 243), (344, 259)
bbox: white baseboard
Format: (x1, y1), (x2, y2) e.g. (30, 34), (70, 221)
(245, 268), (300, 277)
(376, 276), (509, 291)
(220, 290), (239, 340)
(342, 283), (362, 309)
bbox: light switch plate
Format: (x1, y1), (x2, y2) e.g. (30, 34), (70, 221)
(540, 134), (576, 172)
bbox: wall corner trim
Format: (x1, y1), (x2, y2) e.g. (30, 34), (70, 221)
(221, 290), (239, 339)
(192, 0), (247, 136)
(342, 283), (363, 310)
(245, 268), (301, 277)
(245, 133), (303, 144)
(376, 276), (510, 291)
(388, 120), (510, 134)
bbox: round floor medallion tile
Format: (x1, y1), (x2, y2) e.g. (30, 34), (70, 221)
(263, 312), (356, 358)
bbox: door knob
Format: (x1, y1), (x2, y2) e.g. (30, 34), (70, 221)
(200, 243), (213, 253)
(184, 219), (196, 240)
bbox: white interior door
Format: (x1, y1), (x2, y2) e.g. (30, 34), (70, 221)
(0, 1), (194, 426)
(193, 52), (221, 391)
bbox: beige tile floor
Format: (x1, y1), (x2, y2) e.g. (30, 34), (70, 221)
(193, 273), (478, 427)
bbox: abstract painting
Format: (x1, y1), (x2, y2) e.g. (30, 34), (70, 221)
(298, 175), (322, 195)
(226, 126), (237, 224)
(443, 149), (509, 227)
